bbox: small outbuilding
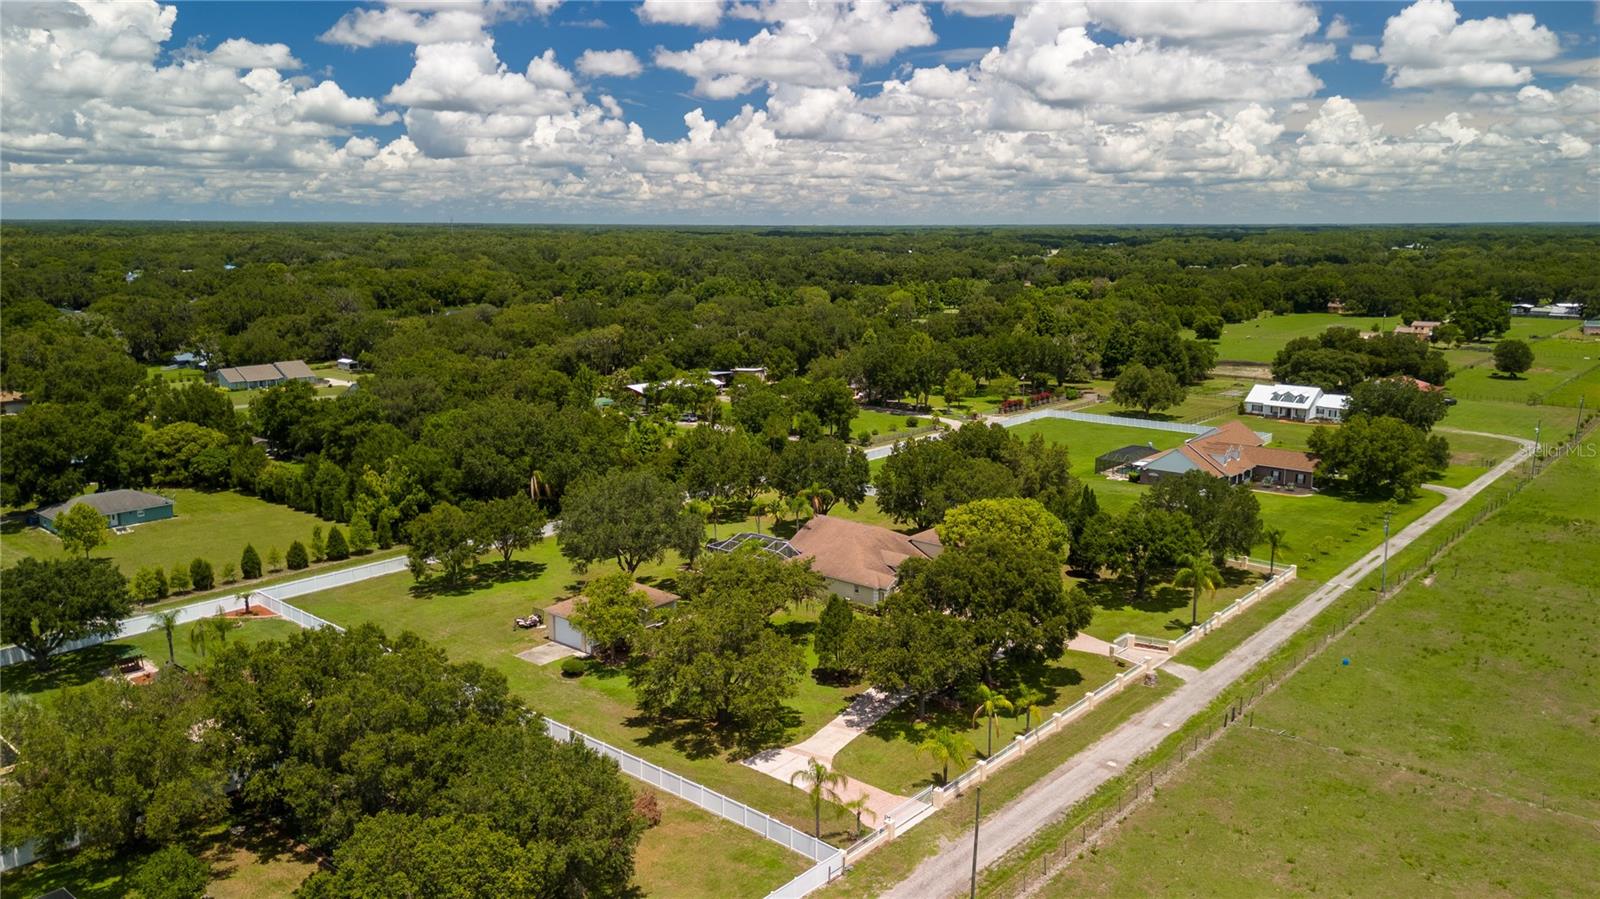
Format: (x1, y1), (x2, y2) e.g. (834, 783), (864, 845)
(37, 489), (174, 534)
(545, 583), (679, 654)
(1583, 320), (1600, 336)
(0, 390), (29, 415)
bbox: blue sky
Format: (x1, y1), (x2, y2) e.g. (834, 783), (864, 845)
(3, 1), (1597, 223)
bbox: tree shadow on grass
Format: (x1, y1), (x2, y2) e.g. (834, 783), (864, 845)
(408, 560), (547, 598)
(3, 641), (141, 698)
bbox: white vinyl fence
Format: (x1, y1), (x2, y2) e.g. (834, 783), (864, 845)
(541, 718), (838, 864)
(0, 556), (402, 668)
(1114, 562), (1298, 657)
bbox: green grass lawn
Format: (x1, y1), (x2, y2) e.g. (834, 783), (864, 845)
(0, 818), (321, 899)
(852, 408), (938, 442)
(1028, 434), (1600, 897)
(3, 615), (304, 705)
(1075, 567), (1267, 641)
(832, 652), (1128, 795)
(0, 488), (336, 580)
(630, 788), (812, 898)
(1443, 332), (1598, 405)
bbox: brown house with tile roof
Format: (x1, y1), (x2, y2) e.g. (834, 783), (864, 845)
(1139, 420), (1318, 491)
(788, 515), (943, 606)
(544, 583), (678, 654)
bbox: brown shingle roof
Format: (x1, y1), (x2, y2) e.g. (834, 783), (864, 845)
(272, 359), (316, 380)
(545, 583), (677, 620)
(789, 515), (937, 590)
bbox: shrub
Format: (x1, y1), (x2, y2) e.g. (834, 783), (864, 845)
(126, 846), (208, 899)
(189, 558), (214, 592)
(633, 791), (663, 828)
(131, 566), (167, 603)
(326, 526), (350, 561)
(266, 546), (282, 572)
(221, 562), (237, 584)
(310, 526), (326, 563)
(348, 517), (374, 555)
(240, 544), (262, 579)
(560, 657), (589, 678)
(168, 563), (191, 594)
(286, 541), (309, 571)
(376, 514), (394, 549)
(906, 416), (920, 427)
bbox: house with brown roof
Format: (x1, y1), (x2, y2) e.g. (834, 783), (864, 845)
(212, 360), (319, 390)
(0, 390), (29, 415)
(789, 515), (943, 606)
(544, 583), (678, 654)
(1138, 420), (1319, 491)
(1393, 320), (1440, 340)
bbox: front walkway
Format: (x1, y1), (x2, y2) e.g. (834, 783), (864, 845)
(744, 687), (919, 821)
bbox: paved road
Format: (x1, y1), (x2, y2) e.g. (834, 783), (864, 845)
(884, 437), (1535, 899)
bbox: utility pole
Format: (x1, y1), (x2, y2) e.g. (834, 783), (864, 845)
(1534, 420), (1543, 475)
(970, 785), (982, 898)
(1381, 511), (1391, 595)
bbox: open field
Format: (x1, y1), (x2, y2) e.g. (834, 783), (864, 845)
(1029, 438), (1600, 897)
(1207, 312), (1350, 363)
(3, 615), (304, 705)
(832, 652), (1127, 795)
(1444, 332), (1598, 405)
(1075, 568), (1266, 642)
(853, 408), (937, 443)
(0, 488), (334, 579)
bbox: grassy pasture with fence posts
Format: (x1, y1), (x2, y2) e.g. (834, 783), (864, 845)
(1008, 432), (1600, 898)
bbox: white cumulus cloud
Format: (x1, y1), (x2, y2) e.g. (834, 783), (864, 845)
(576, 49), (643, 78)
(1355, 0), (1560, 88)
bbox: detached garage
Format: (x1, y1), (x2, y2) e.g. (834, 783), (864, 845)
(37, 489), (174, 534)
(545, 583), (679, 654)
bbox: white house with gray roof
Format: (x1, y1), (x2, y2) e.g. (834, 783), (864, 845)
(1243, 383), (1348, 423)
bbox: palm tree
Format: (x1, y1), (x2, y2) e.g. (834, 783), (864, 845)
(917, 726), (970, 785)
(1174, 553), (1224, 628)
(154, 610), (180, 666)
(841, 792), (878, 838)
(784, 494), (809, 528)
(1262, 526), (1286, 576)
(528, 469), (552, 504)
(790, 758), (848, 840)
(971, 684), (1014, 757)
(188, 616), (234, 659)
(1012, 686), (1046, 735)
(751, 499), (775, 535)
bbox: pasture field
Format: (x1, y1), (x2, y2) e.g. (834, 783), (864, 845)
(1028, 440), (1600, 897)
(0, 488), (334, 580)
(1006, 418), (1189, 478)
(1207, 312), (1349, 363)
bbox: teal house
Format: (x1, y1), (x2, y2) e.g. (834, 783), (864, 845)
(37, 489), (175, 533)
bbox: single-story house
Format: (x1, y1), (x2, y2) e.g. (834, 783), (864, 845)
(212, 360), (318, 391)
(1326, 300), (1346, 315)
(0, 390), (29, 415)
(545, 583), (679, 654)
(37, 489), (175, 534)
(789, 515), (942, 606)
(1243, 383), (1348, 422)
(1138, 421), (1319, 491)
(1095, 443), (1161, 474)
(170, 351), (205, 369)
(336, 357), (360, 371)
(1583, 320), (1600, 336)
(704, 516), (942, 606)
(1393, 320), (1440, 339)
(709, 367), (768, 382)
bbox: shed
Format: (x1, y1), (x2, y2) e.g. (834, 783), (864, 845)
(37, 489), (174, 534)
(1095, 444), (1159, 473)
(0, 390), (29, 415)
(1583, 320), (1600, 336)
(545, 583), (678, 654)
